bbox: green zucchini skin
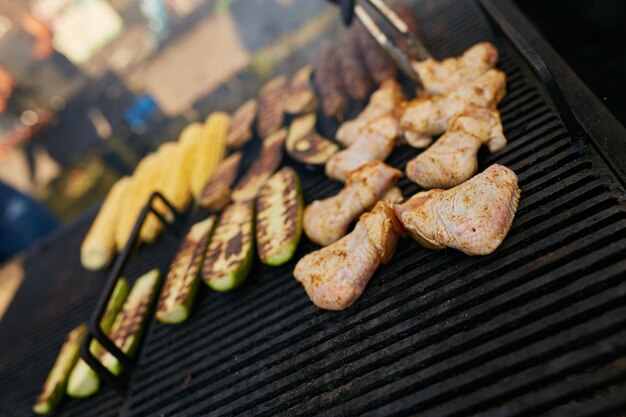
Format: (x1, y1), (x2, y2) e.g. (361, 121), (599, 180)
(66, 278), (129, 398)
(100, 269), (161, 376)
(157, 217), (216, 324)
(256, 167), (303, 266)
(34, 324), (86, 414)
(202, 201), (255, 291)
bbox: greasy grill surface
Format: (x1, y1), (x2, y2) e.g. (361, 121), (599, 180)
(1, 0), (626, 416)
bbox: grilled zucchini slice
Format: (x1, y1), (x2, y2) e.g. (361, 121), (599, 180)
(33, 324), (86, 414)
(202, 201), (254, 291)
(231, 128), (287, 202)
(100, 269), (161, 376)
(198, 152), (242, 212)
(157, 217), (216, 324)
(256, 167), (303, 266)
(67, 278), (129, 398)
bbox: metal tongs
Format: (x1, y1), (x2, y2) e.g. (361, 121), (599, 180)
(354, 0), (431, 84)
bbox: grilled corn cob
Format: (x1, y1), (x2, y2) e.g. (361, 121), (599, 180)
(190, 112), (230, 198)
(67, 278), (129, 398)
(81, 177), (131, 270)
(157, 217), (216, 324)
(33, 324), (86, 414)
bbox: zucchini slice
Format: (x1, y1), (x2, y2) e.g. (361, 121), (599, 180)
(157, 217), (216, 324)
(202, 201), (254, 291)
(198, 152), (242, 212)
(67, 278), (129, 398)
(33, 324), (86, 414)
(286, 114), (339, 165)
(100, 269), (161, 376)
(231, 128), (286, 202)
(256, 167), (303, 266)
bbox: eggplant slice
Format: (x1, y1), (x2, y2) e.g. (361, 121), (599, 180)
(227, 99), (258, 148)
(256, 167), (303, 266)
(285, 65), (317, 115)
(231, 128), (287, 202)
(257, 76), (287, 139)
(202, 201), (255, 291)
(286, 113), (339, 165)
(198, 152), (242, 211)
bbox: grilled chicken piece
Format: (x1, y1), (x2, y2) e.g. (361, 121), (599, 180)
(406, 107), (506, 189)
(295, 202), (403, 310)
(304, 161), (401, 246)
(338, 31), (372, 100)
(198, 152), (242, 211)
(257, 76), (287, 139)
(285, 65), (317, 115)
(394, 164), (520, 255)
(231, 129), (286, 202)
(325, 116), (398, 182)
(413, 42), (498, 95)
(286, 113), (339, 165)
(400, 69), (506, 148)
(227, 99), (258, 148)
(336, 79), (406, 147)
(314, 43), (349, 119)
(354, 21), (397, 84)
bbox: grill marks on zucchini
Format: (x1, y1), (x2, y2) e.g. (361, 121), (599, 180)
(198, 153), (242, 211)
(33, 324), (86, 414)
(231, 129), (287, 202)
(202, 201), (254, 291)
(256, 167), (303, 266)
(157, 217), (216, 324)
(100, 269), (161, 376)
(257, 75), (287, 139)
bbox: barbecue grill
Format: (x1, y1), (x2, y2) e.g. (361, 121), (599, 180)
(2, 0), (626, 415)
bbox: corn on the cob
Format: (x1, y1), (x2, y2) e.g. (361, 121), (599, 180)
(157, 217), (216, 324)
(67, 278), (129, 398)
(100, 269), (161, 376)
(140, 142), (178, 244)
(115, 154), (160, 250)
(33, 324), (86, 415)
(81, 177), (131, 270)
(190, 112), (230, 198)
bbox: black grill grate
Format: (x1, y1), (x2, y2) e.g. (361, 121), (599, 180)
(1, 0), (626, 416)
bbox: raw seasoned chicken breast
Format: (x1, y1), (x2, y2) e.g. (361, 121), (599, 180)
(400, 69), (506, 148)
(413, 42), (498, 95)
(304, 161), (401, 246)
(295, 202), (403, 310)
(394, 164), (520, 255)
(406, 107), (506, 189)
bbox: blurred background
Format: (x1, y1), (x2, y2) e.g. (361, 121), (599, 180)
(0, 0), (625, 262)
